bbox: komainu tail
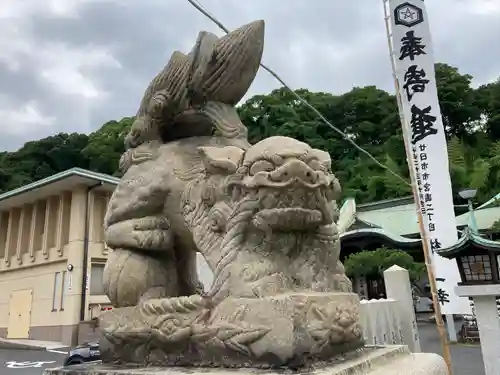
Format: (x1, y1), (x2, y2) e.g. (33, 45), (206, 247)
(122, 20), (265, 166)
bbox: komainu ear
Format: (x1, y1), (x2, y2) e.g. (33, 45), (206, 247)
(198, 146), (245, 174)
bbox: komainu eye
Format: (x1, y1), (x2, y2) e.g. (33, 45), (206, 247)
(249, 160), (275, 175)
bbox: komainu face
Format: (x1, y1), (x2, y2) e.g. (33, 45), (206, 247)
(236, 136), (340, 232)
(190, 135), (341, 235)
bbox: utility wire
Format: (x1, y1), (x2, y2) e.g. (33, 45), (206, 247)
(186, 0), (411, 187)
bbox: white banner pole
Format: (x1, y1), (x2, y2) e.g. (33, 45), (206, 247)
(385, 0), (471, 316)
(382, 0), (458, 372)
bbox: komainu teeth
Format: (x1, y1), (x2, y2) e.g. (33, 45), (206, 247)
(254, 187), (325, 210)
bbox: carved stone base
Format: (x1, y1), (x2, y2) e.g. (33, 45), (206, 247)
(42, 346), (448, 375)
(98, 292), (363, 367)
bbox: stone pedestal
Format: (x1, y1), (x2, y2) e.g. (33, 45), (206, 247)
(456, 284), (500, 375)
(43, 346), (447, 375)
(98, 292), (363, 367)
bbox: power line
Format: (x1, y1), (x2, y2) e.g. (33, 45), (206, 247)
(185, 0), (411, 187)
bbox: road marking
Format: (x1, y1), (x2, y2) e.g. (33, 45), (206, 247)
(47, 349), (67, 354)
(5, 361), (56, 368)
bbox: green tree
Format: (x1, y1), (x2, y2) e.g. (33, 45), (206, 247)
(476, 79), (500, 140)
(0, 133), (90, 192)
(344, 248), (425, 282)
(447, 136), (492, 203)
(82, 117), (133, 176)
(435, 63), (482, 140)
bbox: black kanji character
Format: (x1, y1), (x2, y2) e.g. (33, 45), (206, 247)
(419, 144), (427, 152)
(403, 65), (430, 100)
(429, 223), (436, 232)
(422, 172), (430, 180)
(430, 238), (442, 253)
(424, 193), (432, 202)
(410, 104), (438, 144)
(420, 153), (428, 161)
(437, 288), (450, 305)
(399, 31), (427, 61)
(421, 162), (429, 170)
(424, 182), (431, 192)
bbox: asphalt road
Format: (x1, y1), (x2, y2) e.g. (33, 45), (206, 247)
(0, 324), (485, 375)
(418, 322), (484, 375)
(0, 348), (67, 375)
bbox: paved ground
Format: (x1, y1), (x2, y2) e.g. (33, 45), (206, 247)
(0, 348), (67, 375)
(0, 323), (485, 374)
(418, 323), (484, 375)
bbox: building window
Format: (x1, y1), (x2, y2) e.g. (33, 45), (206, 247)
(0, 211), (9, 259)
(90, 263), (105, 295)
(60, 271), (67, 310)
(93, 193), (109, 243)
(52, 272), (62, 311)
(461, 255), (493, 282)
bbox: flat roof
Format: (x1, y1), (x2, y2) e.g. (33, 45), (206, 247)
(0, 168), (119, 211)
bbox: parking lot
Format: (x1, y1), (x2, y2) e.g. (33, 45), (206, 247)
(0, 348), (67, 375)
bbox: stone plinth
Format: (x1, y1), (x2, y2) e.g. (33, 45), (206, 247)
(456, 284), (500, 375)
(98, 292), (363, 367)
(42, 346), (447, 375)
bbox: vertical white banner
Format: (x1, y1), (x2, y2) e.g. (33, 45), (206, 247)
(387, 0), (471, 315)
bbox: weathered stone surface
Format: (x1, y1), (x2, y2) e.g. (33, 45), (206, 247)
(43, 346), (447, 375)
(100, 131), (359, 366)
(99, 293), (363, 367)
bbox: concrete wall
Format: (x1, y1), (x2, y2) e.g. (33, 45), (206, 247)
(0, 260), (74, 342)
(0, 185), (113, 345)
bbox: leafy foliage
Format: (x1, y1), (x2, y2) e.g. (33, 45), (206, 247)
(344, 248), (426, 281)
(0, 63), (499, 206)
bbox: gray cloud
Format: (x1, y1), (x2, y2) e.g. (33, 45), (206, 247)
(0, 0), (498, 151)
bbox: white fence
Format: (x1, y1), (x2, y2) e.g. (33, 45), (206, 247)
(360, 298), (404, 345)
(357, 265), (421, 352)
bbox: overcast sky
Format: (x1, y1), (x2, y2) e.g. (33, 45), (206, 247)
(0, 0), (499, 152)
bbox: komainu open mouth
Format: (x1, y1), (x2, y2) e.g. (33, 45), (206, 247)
(249, 186), (333, 231)
(252, 207), (323, 231)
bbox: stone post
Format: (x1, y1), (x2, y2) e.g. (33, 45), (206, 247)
(383, 265), (421, 352)
(456, 284), (500, 375)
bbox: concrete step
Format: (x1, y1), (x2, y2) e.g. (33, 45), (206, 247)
(0, 338), (67, 351)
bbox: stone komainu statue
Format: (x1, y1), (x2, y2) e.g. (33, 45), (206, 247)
(100, 20), (363, 368)
(102, 21), (262, 305)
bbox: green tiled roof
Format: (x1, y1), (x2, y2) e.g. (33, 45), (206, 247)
(455, 207), (500, 231)
(356, 201), (419, 236)
(437, 227), (500, 259)
(340, 228), (422, 249)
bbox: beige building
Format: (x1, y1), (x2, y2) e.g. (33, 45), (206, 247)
(0, 168), (119, 346)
